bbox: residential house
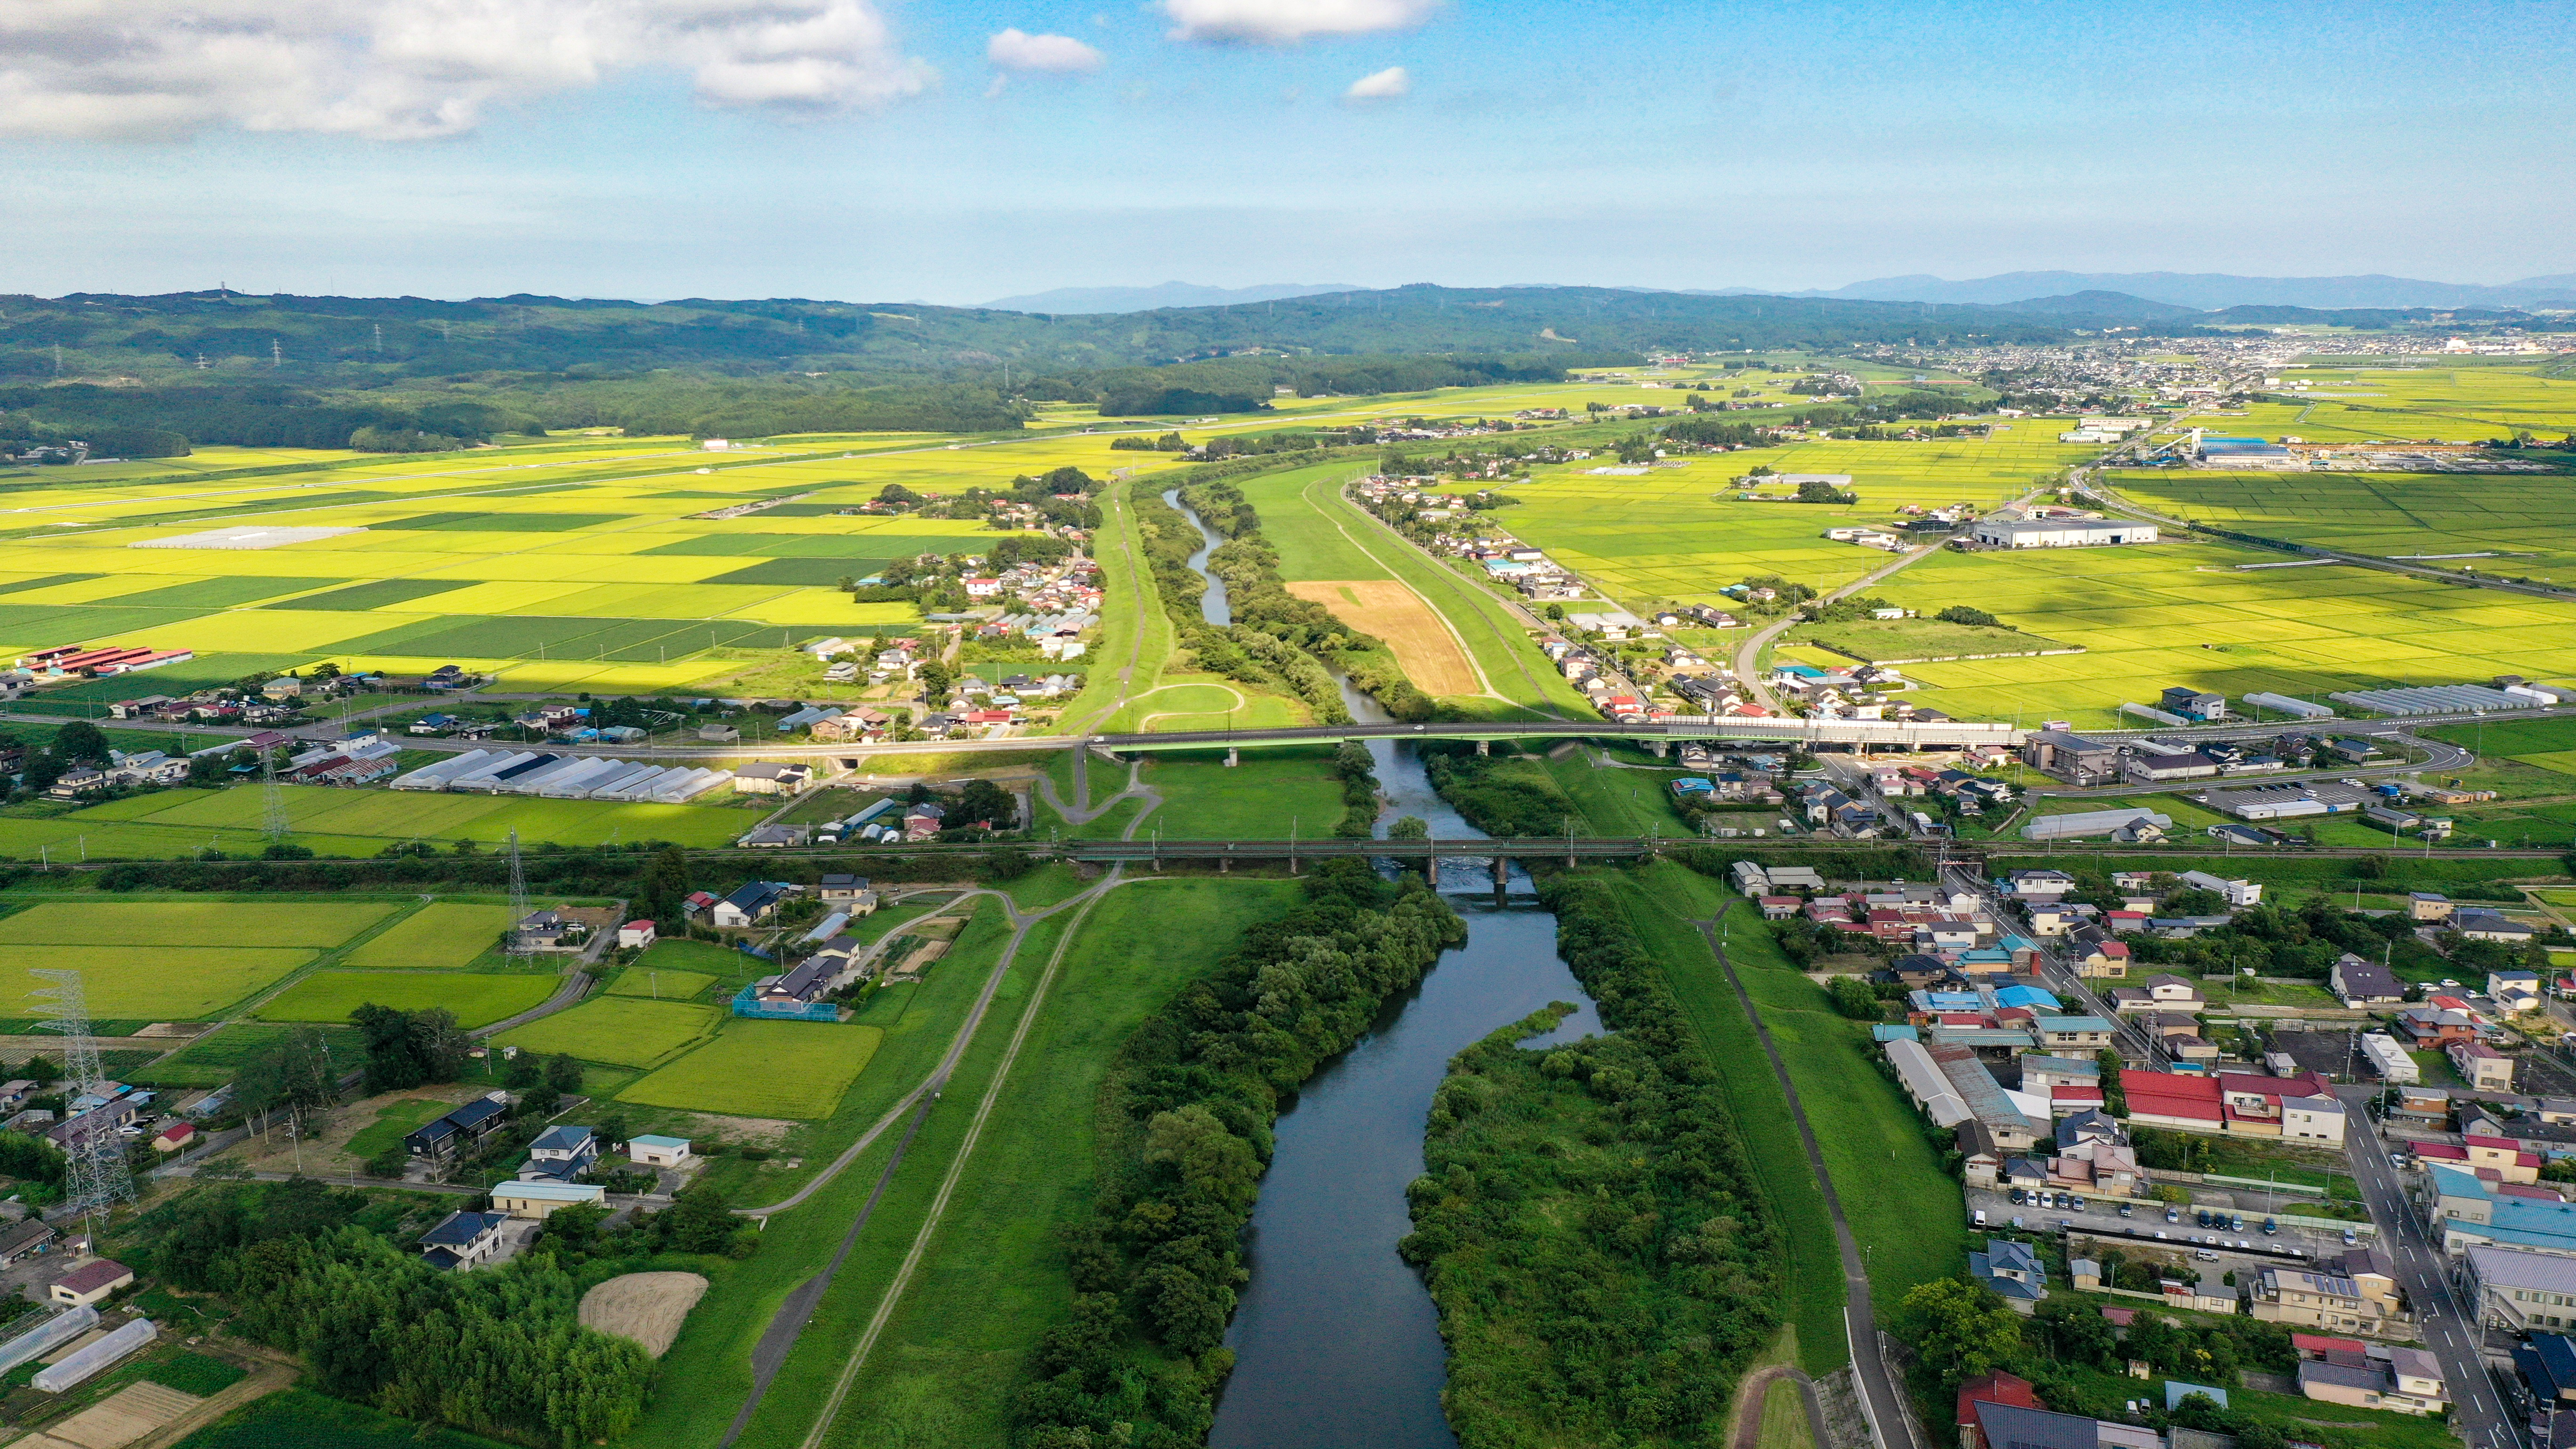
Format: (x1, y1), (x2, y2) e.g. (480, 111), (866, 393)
(820, 875), (875, 909)
(2079, 940), (2131, 979)
(2396, 1006), (2479, 1047)
(617, 920), (657, 950)
(2455, 911), (2536, 944)
(2296, 1347), (2446, 1416)
(680, 890), (719, 921)
(2178, 871), (2262, 907)
(2254, 1269), (2381, 1334)
(1971, 1237), (2048, 1312)
(418, 1210), (510, 1271)
(711, 881), (790, 930)
(2035, 1016), (2118, 1052)
(518, 1125), (597, 1183)
(2408, 893), (2455, 923)
(2330, 954), (2406, 1007)
(2453, 1042), (2517, 1092)
(2492, 971), (2545, 1016)
(404, 1094), (512, 1163)
(47, 1259), (133, 1308)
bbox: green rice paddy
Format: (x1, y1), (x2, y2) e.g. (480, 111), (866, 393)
(254, 970), (557, 1029)
(341, 902), (520, 970)
(616, 1019), (882, 1119)
(492, 996), (722, 1068)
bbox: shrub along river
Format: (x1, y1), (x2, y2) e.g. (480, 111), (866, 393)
(1168, 490), (1602, 1448)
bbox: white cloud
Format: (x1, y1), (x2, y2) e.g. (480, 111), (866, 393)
(0, 0), (935, 140)
(1343, 65), (1408, 100)
(987, 28), (1103, 74)
(1160, 0), (1439, 45)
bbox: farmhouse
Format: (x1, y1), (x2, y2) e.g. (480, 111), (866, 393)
(618, 919), (657, 949)
(47, 1258), (133, 1308)
(518, 1125), (598, 1183)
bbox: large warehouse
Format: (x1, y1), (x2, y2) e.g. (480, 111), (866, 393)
(1969, 517), (2158, 548)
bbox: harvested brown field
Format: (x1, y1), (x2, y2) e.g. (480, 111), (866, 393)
(579, 1271), (708, 1358)
(1286, 580), (1483, 696)
(23, 1380), (202, 1449)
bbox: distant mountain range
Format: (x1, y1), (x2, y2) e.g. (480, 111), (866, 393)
(979, 281), (1361, 314)
(1718, 271), (2576, 312)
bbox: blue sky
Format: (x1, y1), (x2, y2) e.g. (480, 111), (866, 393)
(8, 0), (2567, 303)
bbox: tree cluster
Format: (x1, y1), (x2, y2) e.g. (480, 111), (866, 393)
(352, 1005), (469, 1094)
(1402, 1002), (1783, 1446)
(1014, 862), (1465, 1449)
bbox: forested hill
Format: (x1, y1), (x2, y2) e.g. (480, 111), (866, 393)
(2, 285), (2122, 384)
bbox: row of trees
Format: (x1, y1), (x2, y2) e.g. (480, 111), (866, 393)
(1014, 861), (1466, 1448)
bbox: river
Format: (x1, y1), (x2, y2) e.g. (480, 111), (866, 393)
(1160, 492), (1603, 1449)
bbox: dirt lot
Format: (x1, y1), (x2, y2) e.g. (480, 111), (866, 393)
(1287, 580), (1483, 696)
(578, 1271), (708, 1358)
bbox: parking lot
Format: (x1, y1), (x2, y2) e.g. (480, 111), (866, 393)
(1966, 1185), (2373, 1288)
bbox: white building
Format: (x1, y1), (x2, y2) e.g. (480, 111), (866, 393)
(1969, 518), (2158, 548)
(2178, 871), (2262, 907)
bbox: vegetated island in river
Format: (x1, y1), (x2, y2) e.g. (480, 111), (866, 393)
(1400, 876), (1786, 1447)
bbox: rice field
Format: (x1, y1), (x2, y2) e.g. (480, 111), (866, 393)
(0, 426), (1203, 694)
(131, 1022), (365, 1087)
(342, 902), (519, 970)
(0, 944), (314, 1019)
(0, 781), (749, 862)
(1860, 539), (2576, 729)
(1499, 428), (2100, 610)
(0, 899), (394, 948)
(2107, 470), (2576, 580)
(492, 996), (722, 1068)
(254, 970), (558, 1028)
(604, 966), (720, 1001)
(615, 1018), (883, 1119)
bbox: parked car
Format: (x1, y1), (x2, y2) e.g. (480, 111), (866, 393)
(2230, 1214), (2246, 1232)
(2262, 1218), (2278, 1235)
(2195, 1248), (2220, 1262)
(2119, 1204), (2135, 1219)
(2343, 1229), (2359, 1246)
(1973, 1209), (1988, 1227)
(2070, 1196), (2088, 1211)
(2010, 1188), (2027, 1205)
(2165, 1207), (2181, 1223)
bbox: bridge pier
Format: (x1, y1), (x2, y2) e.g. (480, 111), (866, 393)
(1225, 747), (1238, 768)
(1491, 855), (1508, 888)
(1475, 739), (1489, 757)
(1649, 740), (1669, 759)
(1423, 847), (1439, 883)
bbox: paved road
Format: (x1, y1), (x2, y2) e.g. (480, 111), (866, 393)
(2336, 1086), (2521, 1449)
(475, 902), (624, 1038)
(1697, 910), (1920, 1449)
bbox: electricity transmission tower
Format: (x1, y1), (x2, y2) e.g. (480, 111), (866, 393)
(30, 970), (136, 1233)
(261, 752), (289, 843)
(505, 829), (532, 964)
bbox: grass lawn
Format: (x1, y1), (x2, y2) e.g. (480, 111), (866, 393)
(636, 937), (760, 978)
(343, 902), (518, 969)
(128, 1022), (362, 1087)
(254, 970), (557, 1029)
(1758, 1378), (1818, 1449)
(1787, 616), (2073, 663)
(344, 1096), (458, 1159)
(617, 1019), (884, 1119)
(494, 996), (723, 1068)
(0, 899), (394, 948)
(0, 944), (314, 1020)
(794, 878), (1299, 1449)
(1139, 749), (1348, 837)
(604, 966), (720, 1002)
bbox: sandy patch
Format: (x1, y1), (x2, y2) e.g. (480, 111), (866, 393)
(1286, 580), (1482, 697)
(579, 1272), (710, 1358)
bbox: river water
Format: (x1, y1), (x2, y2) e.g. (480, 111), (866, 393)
(1166, 486), (1232, 626)
(1162, 493), (1603, 1449)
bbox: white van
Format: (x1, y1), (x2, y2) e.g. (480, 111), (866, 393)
(1972, 1209), (1988, 1228)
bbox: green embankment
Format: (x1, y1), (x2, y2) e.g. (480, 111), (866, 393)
(1605, 861), (1967, 1373)
(817, 878), (1299, 1449)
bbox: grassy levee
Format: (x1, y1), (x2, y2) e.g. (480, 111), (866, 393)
(814, 878), (1300, 1449)
(1611, 861), (1970, 1372)
(1134, 749), (1347, 837)
(1057, 477), (1176, 735)
(1295, 471), (1594, 718)
(1599, 866), (1846, 1374)
(712, 906), (1079, 1449)
(625, 896), (1043, 1449)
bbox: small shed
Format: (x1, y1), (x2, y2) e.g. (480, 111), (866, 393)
(48, 1258), (133, 1308)
(628, 1135), (694, 1168)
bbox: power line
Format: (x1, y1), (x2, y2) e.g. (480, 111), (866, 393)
(31, 970), (136, 1236)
